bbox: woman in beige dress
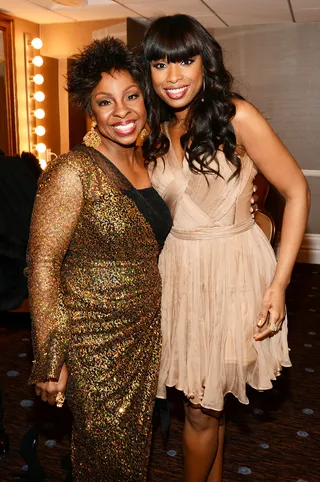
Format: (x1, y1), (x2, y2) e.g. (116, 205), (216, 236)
(142, 14), (310, 481)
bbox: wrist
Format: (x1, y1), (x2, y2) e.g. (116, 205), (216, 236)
(270, 277), (290, 290)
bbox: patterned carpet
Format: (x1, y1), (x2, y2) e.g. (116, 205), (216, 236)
(0, 263), (319, 481)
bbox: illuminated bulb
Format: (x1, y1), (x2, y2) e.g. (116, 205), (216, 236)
(33, 74), (44, 85)
(31, 38), (43, 49)
(36, 143), (46, 153)
(34, 108), (45, 119)
(34, 91), (45, 102)
(39, 159), (47, 170)
(32, 56), (43, 67)
(35, 126), (46, 136)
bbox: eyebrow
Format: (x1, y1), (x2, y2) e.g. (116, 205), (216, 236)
(94, 84), (139, 98)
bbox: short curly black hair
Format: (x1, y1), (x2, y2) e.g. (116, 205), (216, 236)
(67, 37), (144, 116)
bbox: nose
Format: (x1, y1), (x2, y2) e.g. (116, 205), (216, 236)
(166, 63), (183, 84)
(113, 99), (131, 118)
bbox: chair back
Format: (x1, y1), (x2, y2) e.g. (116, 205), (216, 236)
(255, 209), (276, 245)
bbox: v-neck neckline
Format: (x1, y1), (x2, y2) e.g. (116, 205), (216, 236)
(164, 122), (190, 175)
(87, 145), (152, 191)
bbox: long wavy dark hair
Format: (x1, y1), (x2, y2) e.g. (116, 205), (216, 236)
(141, 14), (243, 178)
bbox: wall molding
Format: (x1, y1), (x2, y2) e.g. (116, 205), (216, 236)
(302, 169), (320, 177)
(275, 233), (320, 265)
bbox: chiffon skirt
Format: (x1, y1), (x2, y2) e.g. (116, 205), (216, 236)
(157, 222), (291, 411)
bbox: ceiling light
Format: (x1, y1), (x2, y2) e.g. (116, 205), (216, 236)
(53, 0), (88, 6)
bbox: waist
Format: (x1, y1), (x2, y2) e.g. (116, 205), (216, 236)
(170, 218), (254, 240)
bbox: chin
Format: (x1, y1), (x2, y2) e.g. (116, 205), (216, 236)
(115, 136), (137, 146)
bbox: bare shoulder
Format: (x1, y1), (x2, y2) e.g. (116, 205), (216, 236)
(231, 99), (274, 149)
(232, 99), (262, 125)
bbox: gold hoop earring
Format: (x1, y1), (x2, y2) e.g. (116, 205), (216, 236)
(136, 123), (150, 147)
(83, 120), (101, 149)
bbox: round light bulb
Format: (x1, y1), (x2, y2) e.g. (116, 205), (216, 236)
(34, 91), (45, 102)
(32, 56), (43, 67)
(31, 38), (43, 49)
(33, 74), (44, 85)
(36, 143), (46, 153)
(34, 108), (45, 119)
(39, 159), (47, 170)
(35, 126), (46, 136)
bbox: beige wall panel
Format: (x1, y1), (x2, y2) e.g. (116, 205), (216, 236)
(212, 23), (320, 234)
(40, 18), (126, 59)
(305, 176), (320, 233)
(213, 23), (320, 171)
(40, 55), (60, 157)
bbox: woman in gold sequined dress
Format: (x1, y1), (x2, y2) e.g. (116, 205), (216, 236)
(27, 38), (172, 481)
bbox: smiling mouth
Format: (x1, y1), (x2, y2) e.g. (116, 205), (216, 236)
(164, 86), (189, 99)
(112, 120), (137, 135)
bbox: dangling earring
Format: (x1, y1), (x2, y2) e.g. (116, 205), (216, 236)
(136, 123), (151, 147)
(83, 120), (101, 149)
(201, 76), (205, 102)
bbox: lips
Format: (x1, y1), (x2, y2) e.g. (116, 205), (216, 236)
(164, 86), (189, 99)
(112, 120), (137, 136)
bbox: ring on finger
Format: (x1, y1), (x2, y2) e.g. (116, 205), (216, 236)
(55, 391), (65, 408)
(269, 323), (277, 333)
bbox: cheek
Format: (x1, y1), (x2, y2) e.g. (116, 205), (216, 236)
(96, 112), (111, 130)
(151, 71), (163, 93)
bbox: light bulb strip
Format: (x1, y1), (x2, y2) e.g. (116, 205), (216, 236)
(24, 32), (49, 169)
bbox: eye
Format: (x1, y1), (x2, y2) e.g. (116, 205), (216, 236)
(152, 62), (167, 70)
(181, 59), (194, 66)
(128, 93), (140, 101)
(98, 99), (111, 107)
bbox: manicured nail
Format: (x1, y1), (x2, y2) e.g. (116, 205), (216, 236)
(257, 319), (264, 327)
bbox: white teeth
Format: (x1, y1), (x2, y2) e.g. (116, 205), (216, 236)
(113, 122), (135, 132)
(166, 87), (187, 94)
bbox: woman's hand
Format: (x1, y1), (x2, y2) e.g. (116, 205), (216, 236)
(253, 283), (286, 341)
(35, 362), (69, 406)
(250, 185), (258, 218)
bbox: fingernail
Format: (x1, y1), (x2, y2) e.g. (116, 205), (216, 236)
(257, 319), (264, 327)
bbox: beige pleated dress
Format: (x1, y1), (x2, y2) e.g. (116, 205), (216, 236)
(149, 128), (291, 411)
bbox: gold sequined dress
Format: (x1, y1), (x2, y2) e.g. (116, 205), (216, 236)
(27, 144), (172, 481)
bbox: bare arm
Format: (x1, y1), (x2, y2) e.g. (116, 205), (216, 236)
(232, 100), (310, 339)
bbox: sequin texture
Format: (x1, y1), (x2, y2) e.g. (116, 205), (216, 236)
(27, 144), (172, 481)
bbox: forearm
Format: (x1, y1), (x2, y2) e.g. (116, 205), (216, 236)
(28, 258), (70, 383)
(272, 187), (310, 288)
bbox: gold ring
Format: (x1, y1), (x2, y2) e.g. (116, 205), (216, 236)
(55, 391), (65, 408)
(269, 324), (277, 333)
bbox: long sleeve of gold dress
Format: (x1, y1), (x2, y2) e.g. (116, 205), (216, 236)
(27, 145), (172, 481)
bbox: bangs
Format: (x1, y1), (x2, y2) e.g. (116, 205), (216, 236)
(143, 17), (203, 62)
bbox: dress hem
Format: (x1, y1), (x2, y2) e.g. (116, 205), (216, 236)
(157, 361), (292, 411)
